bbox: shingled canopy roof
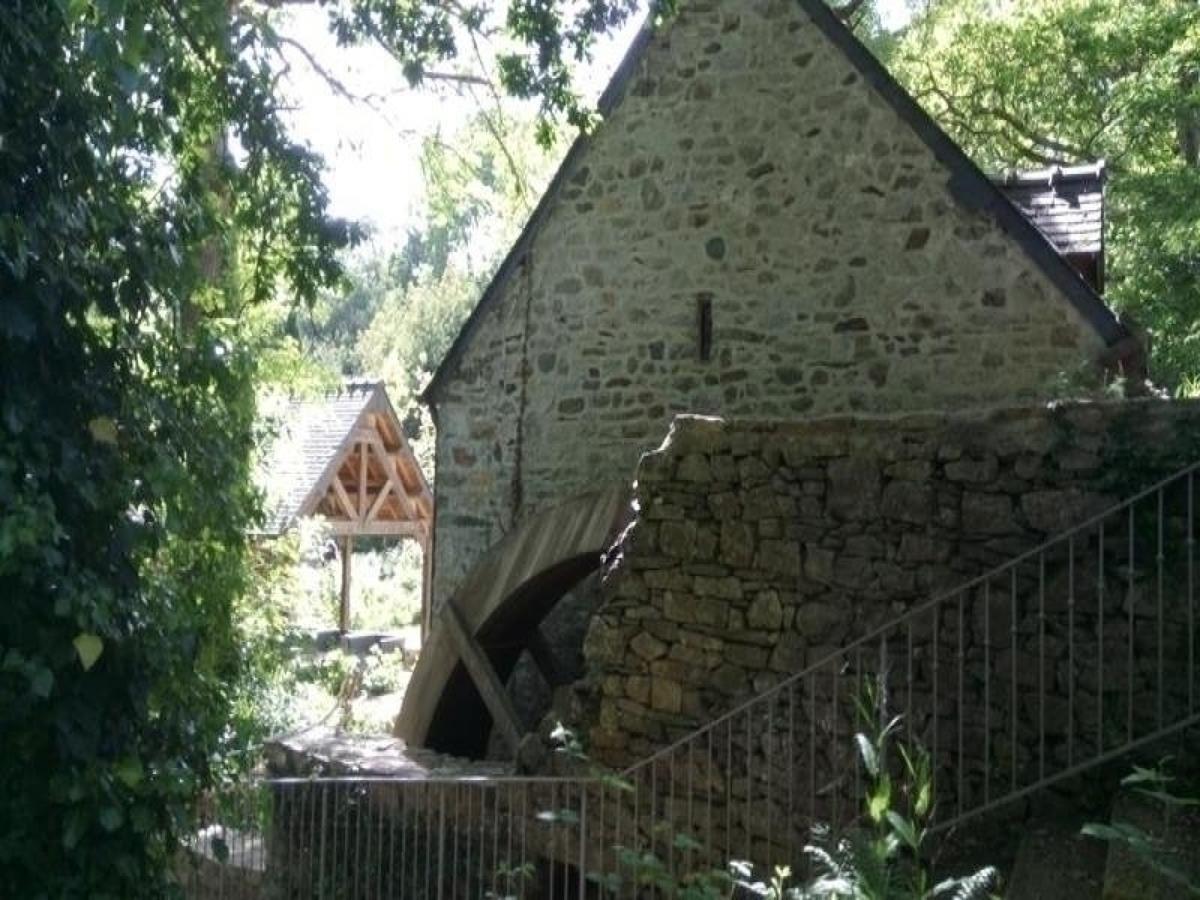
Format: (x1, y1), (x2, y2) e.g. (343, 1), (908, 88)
(257, 380), (434, 633)
(993, 163), (1106, 293)
(258, 380), (432, 538)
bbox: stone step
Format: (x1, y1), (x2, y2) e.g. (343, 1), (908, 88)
(1101, 787), (1200, 900)
(1005, 818), (1107, 900)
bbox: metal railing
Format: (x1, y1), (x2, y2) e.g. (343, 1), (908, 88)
(181, 463), (1200, 897)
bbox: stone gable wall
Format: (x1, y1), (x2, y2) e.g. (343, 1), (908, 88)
(580, 401), (1200, 768)
(431, 0), (1109, 604)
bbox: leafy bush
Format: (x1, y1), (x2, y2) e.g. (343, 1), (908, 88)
(1082, 763), (1200, 896)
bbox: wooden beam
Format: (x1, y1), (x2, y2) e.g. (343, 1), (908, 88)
(364, 479), (393, 522)
(330, 476), (357, 520)
(364, 432), (420, 521)
(440, 600), (523, 755)
(339, 534), (353, 633)
(357, 441), (368, 517)
(326, 520), (425, 538)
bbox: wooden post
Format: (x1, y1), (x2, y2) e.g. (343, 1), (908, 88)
(420, 530), (433, 641)
(339, 534), (353, 634)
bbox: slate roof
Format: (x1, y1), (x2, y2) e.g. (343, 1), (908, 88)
(421, 2), (1131, 404)
(993, 164), (1105, 257)
(257, 382), (381, 535)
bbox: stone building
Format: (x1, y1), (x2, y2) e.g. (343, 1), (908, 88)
(399, 0), (1145, 758)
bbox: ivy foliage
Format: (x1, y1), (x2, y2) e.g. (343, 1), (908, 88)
(0, 1), (642, 896)
(889, 0), (1200, 389)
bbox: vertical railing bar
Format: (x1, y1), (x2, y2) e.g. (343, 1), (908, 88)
(494, 783), (502, 900)
(463, 785), (472, 900)
(906, 620), (914, 747)
(957, 591), (965, 817)
(1068, 537), (1075, 769)
(1190, 472), (1196, 716)
(398, 785), (407, 900)
(1039, 551), (1046, 785)
(983, 580), (991, 806)
(330, 782), (341, 895)
(1157, 487), (1165, 731)
(425, 783), (434, 900)
(388, 785), (398, 900)
(479, 784), (487, 894)
(725, 719), (732, 863)
(1127, 503), (1135, 744)
(598, 774), (608, 888)
(521, 785), (529, 900)
(650, 757), (658, 875)
(932, 604), (940, 800)
(318, 779), (329, 898)
(788, 681), (797, 866)
(809, 675), (817, 830)
(283, 783), (295, 897)
(707, 727), (714, 873)
(854, 645), (863, 807)
(1010, 566), (1018, 795)
(451, 784), (460, 900)
(766, 688), (774, 873)
(579, 785), (588, 899)
(357, 784), (367, 899)
(744, 710), (752, 870)
(669, 753), (678, 879)
(691, 734), (700, 878)
(832, 662), (841, 828)
(1098, 520), (1106, 757)
(548, 782), (557, 900)
(507, 784), (516, 899)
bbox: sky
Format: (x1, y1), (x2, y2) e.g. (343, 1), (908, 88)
(276, 1), (915, 244)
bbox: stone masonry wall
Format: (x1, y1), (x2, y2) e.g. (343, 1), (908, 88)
(581, 400), (1200, 773)
(430, 0), (1110, 604)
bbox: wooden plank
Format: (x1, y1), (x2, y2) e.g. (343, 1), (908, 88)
(330, 476), (357, 520)
(365, 433), (420, 521)
(440, 600), (523, 755)
(357, 441), (367, 517)
(364, 479), (393, 522)
(326, 520), (425, 538)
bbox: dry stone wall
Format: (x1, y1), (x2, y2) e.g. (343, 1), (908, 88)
(430, 0), (1111, 604)
(582, 400), (1200, 773)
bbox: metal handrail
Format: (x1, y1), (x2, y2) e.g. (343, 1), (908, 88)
(183, 460), (1200, 897)
(623, 458), (1200, 778)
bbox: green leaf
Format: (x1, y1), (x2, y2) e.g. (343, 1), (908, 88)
(115, 756), (143, 788)
(87, 417), (119, 445)
(854, 732), (879, 778)
(867, 771), (891, 824)
(73, 633), (104, 671)
(885, 811), (921, 853)
(99, 806), (124, 832)
(30, 667), (53, 698)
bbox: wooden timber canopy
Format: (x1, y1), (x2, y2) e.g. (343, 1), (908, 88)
(257, 380), (432, 540)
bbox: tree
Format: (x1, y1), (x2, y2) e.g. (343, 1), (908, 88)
(0, 1), (656, 895)
(890, 0), (1200, 388)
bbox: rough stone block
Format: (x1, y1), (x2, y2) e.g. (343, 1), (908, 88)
(881, 480), (934, 524)
(828, 457), (882, 520)
(961, 491), (1018, 535)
